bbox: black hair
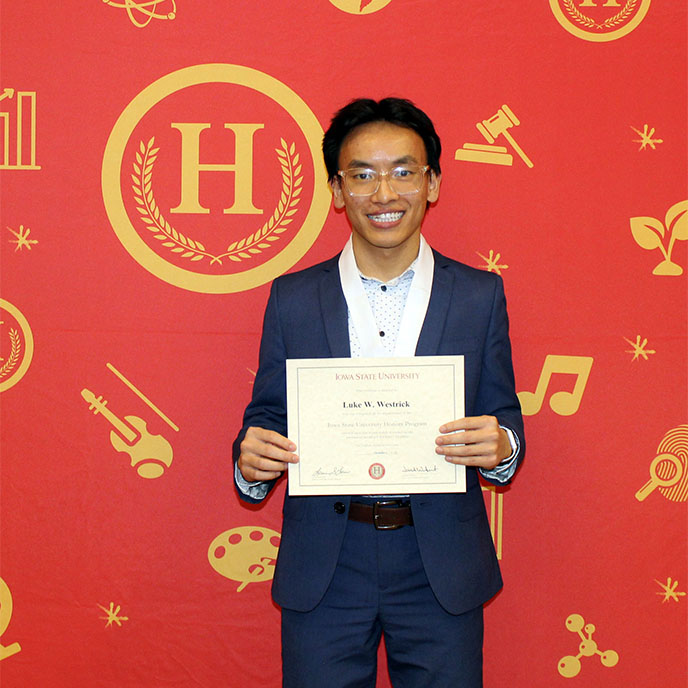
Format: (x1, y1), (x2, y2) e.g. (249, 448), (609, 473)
(322, 97), (442, 181)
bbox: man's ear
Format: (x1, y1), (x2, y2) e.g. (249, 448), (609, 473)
(427, 171), (441, 203)
(330, 177), (346, 209)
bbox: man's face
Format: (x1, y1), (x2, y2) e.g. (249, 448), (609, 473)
(331, 122), (440, 257)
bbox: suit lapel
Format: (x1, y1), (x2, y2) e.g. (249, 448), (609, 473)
(416, 251), (454, 356)
(316, 249), (454, 358)
(319, 258), (351, 358)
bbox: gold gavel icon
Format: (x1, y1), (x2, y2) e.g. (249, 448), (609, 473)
(476, 105), (534, 168)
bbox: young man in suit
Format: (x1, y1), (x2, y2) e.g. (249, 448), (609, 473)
(233, 98), (524, 688)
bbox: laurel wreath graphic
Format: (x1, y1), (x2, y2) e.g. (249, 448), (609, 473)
(0, 329), (21, 380)
(132, 137), (302, 265)
(562, 0), (638, 29)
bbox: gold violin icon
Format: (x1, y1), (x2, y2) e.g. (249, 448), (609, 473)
(81, 388), (173, 478)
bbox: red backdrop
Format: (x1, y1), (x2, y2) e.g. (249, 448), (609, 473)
(1, 1), (686, 686)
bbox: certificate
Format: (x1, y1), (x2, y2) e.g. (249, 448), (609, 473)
(286, 356), (465, 495)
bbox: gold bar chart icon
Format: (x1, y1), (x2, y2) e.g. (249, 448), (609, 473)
(0, 89), (40, 170)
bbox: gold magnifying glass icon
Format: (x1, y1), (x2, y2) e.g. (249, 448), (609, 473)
(635, 453), (683, 502)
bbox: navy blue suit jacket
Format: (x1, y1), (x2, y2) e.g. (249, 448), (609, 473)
(233, 249), (524, 614)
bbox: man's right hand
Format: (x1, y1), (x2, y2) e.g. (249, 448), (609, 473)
(237, 426), (299, 482)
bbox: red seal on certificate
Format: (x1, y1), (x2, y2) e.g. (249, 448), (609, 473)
(369, 463), (385, 480)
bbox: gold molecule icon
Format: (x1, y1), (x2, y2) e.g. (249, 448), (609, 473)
(558, 614), (618, 678)
(208, 526), (281, 592)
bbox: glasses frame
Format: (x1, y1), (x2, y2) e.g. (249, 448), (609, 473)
(337, 165), (431, 197)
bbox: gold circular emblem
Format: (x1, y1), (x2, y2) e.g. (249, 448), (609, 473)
(329, 0), (392, 14)
(0, 299), (34, 393)
(549, 0), (651, 42)
(102, 64), (330, 294)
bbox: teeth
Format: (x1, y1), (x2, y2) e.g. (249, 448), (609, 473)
(369, 212), (403, 222)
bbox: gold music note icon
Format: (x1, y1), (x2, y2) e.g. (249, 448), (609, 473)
(518, 355), (594, 416)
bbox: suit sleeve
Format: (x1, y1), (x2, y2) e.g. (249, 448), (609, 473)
(475, 275), (525, 485)
(232, 279), (289, 503)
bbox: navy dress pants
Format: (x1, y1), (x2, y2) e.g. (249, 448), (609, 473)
(281, 514), (484, 688)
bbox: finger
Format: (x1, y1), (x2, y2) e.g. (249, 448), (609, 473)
(238, 462), (283, 482)
(238, 453), (292, 481)
(437, 442), (494, 458)
(436, 429), (498, 447)
(242, 433), (299, 465)
(246, 439), (299, 464)
(441, 453), (500, 470)
(246, 426), (297, 453)
(439, 415), (494, 434)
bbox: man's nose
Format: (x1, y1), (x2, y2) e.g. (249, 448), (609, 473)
(371, 174), (399, 202)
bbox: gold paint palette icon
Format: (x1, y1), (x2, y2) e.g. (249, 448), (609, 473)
(208, 526), (281, 592)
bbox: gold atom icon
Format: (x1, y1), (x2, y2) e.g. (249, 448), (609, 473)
(103, 0), (176, 28)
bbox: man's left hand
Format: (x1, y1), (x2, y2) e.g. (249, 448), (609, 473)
(435, 415), (511, 470)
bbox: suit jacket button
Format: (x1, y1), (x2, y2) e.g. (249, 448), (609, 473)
(333, 502), (345, 514)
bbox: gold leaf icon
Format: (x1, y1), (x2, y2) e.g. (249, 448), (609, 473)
(666, 200), (688, 241)
(630, 200), (688, 275)
(630, 216), (664, 249)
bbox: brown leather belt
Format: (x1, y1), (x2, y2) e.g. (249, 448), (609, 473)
(348, 500), (413, 530)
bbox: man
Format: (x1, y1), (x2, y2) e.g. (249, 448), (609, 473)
(233, 98), (524, 688)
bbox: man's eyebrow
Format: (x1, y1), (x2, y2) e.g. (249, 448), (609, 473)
(345, 155), (421, 168)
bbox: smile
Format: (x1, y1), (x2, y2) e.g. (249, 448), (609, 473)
(367, 211), (404, 223)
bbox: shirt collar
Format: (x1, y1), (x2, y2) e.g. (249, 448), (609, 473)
(357, 252), (419, 287)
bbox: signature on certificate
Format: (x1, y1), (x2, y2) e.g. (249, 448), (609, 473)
(312, 466), (352, 479)
(402, 465), (439, 473)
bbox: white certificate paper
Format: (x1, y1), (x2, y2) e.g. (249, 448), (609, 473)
(286, 356), (465, 495)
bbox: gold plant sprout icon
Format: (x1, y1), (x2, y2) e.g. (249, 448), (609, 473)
(630, 200), (688, 275)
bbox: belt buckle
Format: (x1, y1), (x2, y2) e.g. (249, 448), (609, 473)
(373, 500), (403, 530)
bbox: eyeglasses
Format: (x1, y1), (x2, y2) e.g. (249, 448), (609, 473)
(337, 164), (430, 197)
